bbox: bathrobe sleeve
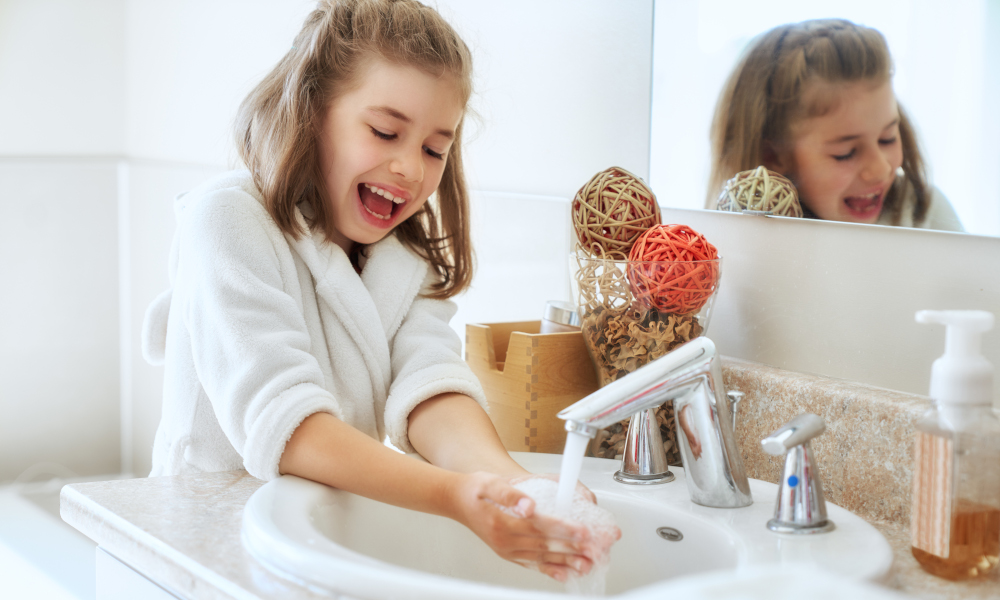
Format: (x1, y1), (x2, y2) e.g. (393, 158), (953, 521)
(176, 189), (342, 480)
(382, 275), (488, 453)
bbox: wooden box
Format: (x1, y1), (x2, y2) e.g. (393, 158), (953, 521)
(465, 321), (599, 453)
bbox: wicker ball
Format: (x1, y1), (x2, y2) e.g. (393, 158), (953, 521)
(627, 224), (719, 314)
(717, 166), (802, 217)
(572, 167), (661, 259)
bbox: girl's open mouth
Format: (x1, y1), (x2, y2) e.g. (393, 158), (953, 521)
(843, 188), (885, 219)
(358, 183), (406, 223)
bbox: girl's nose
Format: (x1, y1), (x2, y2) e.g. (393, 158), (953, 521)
(861, 146), (892, 183)
(390, 146), (424, 183)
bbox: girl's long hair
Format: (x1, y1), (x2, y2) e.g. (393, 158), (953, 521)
(234, 0), (474, 298)
(707, 19), (929, 225)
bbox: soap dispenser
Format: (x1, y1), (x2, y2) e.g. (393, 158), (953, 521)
(911, 310), (1000, 580)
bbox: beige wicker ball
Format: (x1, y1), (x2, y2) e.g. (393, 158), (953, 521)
(572, 167), (661, 258)
(717, 166), (803, 217)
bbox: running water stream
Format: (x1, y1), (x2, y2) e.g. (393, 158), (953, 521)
(556, 431), (591, 510)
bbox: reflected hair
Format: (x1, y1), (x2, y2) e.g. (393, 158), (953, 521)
(234, 0), (474, 298)
(706, 19), (929, 225)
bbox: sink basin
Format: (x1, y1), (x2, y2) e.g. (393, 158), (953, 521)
(242, 452), (893, 599)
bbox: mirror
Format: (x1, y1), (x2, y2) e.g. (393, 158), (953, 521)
(648, 0), (1000, 238)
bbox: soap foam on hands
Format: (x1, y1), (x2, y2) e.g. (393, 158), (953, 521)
(504, 476), (620, 596)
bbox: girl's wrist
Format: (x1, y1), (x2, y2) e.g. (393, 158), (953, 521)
(437, 469), (475, 525)
(476, 452), (529, 479)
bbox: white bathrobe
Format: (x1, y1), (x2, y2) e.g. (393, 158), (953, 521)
(141, 170), (487, 480)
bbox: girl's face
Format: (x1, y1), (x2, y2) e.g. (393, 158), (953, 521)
(770, 80), (903, 224)
(317, 59), (465, 253)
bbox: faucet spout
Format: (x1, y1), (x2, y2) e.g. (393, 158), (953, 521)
(558, 337), (752, 508)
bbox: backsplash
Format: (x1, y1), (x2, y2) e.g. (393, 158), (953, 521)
(722, 357), (929, 525)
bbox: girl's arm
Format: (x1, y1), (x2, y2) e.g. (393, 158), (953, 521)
(405, 391), (530, 476)
(278, 408), (592, 582)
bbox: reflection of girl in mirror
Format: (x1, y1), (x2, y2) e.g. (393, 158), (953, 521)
(706, 19), (963, 231)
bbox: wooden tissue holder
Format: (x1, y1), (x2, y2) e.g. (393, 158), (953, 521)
(465, 321), (599, 453)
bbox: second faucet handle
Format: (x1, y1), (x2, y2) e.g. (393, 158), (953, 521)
(761, 413), (834, 534)
(761, 413), (824, 455)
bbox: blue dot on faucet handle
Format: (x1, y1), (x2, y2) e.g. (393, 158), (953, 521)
(787, 475), (799, 488)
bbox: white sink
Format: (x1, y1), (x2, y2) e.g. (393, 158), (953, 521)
(242, 453), (893, 599)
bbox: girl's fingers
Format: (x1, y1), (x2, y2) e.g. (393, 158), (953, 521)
(509, 550), (593, 575)
(575, 482), (597, 504)
(537, 564), (572, 582)
(525, 512), (589, 542)
(481, 477), (534, 517)
(543, 539), (577, 554)
(477, 508), (580, 554)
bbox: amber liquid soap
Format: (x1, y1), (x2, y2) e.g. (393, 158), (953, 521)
(912, 500), (1000, 580)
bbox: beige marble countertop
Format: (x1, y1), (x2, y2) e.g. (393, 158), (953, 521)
(61, 471), (326, 600)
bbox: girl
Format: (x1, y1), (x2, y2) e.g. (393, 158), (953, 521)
(141, 0), (611, 582)
(706, 19), (964, 231)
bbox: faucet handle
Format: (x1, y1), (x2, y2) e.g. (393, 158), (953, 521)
(761, 413), (834, 534)
(761, 413), (824, 455)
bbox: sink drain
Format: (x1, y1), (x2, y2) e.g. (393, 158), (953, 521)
(656, 527), (683, 541)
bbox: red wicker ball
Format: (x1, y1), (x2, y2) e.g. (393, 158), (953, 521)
(571, 167), (661, 258)
(627, 224), (720, 314)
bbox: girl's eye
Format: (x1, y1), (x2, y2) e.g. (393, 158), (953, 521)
(424, 146), (444, 160)
(370, 127), (396, 141)
(878, 136), (898, 145)
(832, 149), (856, 161)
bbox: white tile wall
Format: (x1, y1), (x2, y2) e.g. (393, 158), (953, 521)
(123, 0), (314, 165)
(452, 191), (574, 340)
(0, 160), (120, 482)
(0, 0), (125, 155)
(439, 0), (654, 196)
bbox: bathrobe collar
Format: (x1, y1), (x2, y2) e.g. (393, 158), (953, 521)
(284, 208), (428, 400)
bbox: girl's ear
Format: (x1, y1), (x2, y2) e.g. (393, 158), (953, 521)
(761, 141), (789, 174)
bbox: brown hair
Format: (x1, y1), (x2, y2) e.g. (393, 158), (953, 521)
(234, 0), (474, 298)
(706, 19), (929, 225)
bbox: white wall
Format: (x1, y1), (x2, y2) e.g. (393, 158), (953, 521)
(0, 0), (126, 482)
(440, 0), (654, 195)
(0, 0), (125, 155)
(0, 160), (121, 482)
(123, 0), (314, 165)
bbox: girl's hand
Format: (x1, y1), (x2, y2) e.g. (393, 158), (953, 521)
(446, 471), (594, 582)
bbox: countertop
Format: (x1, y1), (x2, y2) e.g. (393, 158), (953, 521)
(62, 469), (997, 600)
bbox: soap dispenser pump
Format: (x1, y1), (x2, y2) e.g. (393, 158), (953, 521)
(910, 310), (1000, 580)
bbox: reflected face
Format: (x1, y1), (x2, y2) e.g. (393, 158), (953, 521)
(316, 59), (465, 253)
(772, 80), (903, 224)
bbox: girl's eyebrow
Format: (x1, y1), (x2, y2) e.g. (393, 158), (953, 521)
(824, 118), (900, 145)
(366, 105), (455, 139)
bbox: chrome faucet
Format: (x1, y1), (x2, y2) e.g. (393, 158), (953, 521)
(558, 336), (753, 508)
